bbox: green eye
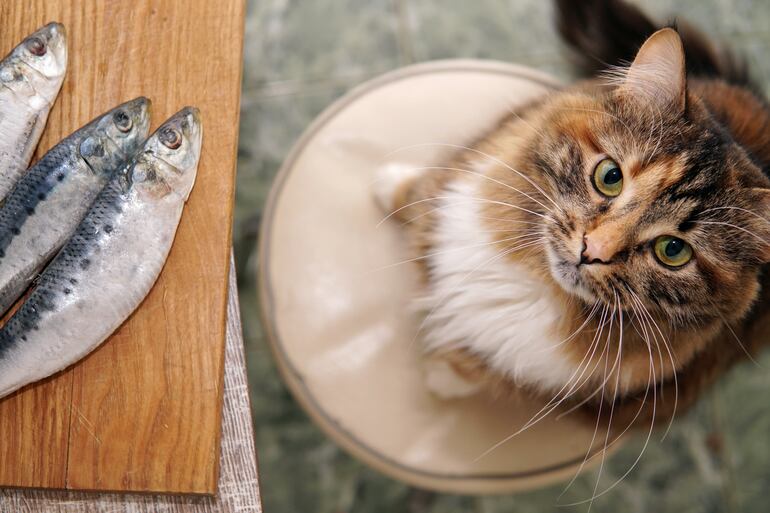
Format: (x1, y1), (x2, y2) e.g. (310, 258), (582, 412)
(593, 158), (623, 197)
(654, 235), (693, 267)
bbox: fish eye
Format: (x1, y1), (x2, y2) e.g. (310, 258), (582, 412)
(653, 235), (693, 268)
(132, 166), (148, 182)
(592, 157), (623, 197)
(113, 110), (133, 133)
(25, 37), (46, 57)
(159, 127), (182, 149)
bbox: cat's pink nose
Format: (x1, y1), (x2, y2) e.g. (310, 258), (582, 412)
(581, 230), (618, 264)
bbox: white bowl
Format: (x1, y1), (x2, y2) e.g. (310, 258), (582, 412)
(259, 60), (619, 494)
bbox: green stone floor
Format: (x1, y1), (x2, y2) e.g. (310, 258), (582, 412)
(234, 1), (770, 511)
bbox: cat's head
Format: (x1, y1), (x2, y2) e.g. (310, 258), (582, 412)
(531, 29), (770, 327)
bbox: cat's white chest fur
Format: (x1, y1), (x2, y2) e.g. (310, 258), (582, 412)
(416, 176), (578, 394)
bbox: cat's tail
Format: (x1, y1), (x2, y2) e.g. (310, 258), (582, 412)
(554, 0), (752, 88)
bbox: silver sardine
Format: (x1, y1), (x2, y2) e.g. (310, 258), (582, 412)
(0, 107), (201, 399)
(0, 97), (151, 316)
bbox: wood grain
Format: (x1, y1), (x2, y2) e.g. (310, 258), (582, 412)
(0, 262), (263, 512)
(0, 0), (244, 494)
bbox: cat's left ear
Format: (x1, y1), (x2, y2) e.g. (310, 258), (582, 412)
(620, 28), (686, 113)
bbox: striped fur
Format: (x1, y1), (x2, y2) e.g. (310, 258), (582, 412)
(378, 1), (770, 431)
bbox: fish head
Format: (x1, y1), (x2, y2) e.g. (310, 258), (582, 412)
(81, 97), (152, 175)
(17, 22), (67, 79)
(131, 107), (202, 201)
(1, 22), (67, 107)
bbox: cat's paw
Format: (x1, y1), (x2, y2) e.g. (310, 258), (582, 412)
(373, 162), (423, 213)
(423, 358), (483, 400)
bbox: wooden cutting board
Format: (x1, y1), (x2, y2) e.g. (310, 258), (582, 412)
(0, 1), (244, 495)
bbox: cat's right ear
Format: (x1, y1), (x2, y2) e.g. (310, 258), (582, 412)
(619, 28), (687, 113)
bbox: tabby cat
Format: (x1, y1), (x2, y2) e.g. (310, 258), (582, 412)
(375, 0), (770, 431)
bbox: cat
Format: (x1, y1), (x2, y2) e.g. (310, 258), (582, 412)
(374, 0), (770, 432)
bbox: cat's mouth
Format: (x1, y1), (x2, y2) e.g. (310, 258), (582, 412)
(545, 242), (605, 303)
(553, 259), (598, 301)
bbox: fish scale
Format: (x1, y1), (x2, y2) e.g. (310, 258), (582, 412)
(0, 144), (71, 254)
(0, 106), (202, 399)
(0, 176), (125, 356)
(0, 97), (150, 317)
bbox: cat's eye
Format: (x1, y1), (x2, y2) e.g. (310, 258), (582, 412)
(653, 235), (692, 267)
(592, 158), (623, 197)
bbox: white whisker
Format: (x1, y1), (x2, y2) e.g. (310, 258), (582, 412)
(370, 233), (544, 272)
(377, 194), (553, 227)
(717, 311), (760, 367)
(386, 142), (563, 213)
(401, 165), (555, 214)
(401, 201), (545, 227)
(698, 205), (769, 224)
(480, 300), (618, 458)
(628, 289), (678, 439)
(692, 220), (769, 246)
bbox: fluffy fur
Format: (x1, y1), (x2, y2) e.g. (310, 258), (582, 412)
(416, 176), (579, 393)
(375, 0), (770, 432)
